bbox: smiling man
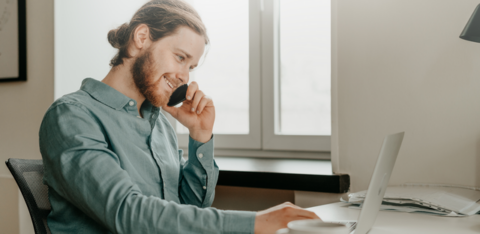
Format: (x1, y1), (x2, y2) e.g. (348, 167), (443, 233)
(39, 0), (319, 233)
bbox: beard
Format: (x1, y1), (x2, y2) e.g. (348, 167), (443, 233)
(131, 49), (170, 107)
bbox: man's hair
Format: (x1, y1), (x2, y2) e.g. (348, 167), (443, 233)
(107, 0), (209, 67)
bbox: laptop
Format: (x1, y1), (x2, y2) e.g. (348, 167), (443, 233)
(330, 132), (405, 234)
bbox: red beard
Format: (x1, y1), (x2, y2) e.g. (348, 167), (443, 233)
(131, 49), (170, 107)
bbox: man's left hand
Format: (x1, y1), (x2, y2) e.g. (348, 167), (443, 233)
(163, 81), (215, 143)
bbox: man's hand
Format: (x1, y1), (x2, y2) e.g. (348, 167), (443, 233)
(163, 81), (215, 143)
(254, 202), (321, 234)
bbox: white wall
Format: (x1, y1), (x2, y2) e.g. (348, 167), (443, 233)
(332, 0), (480, 192)
(0, 0), (54, 233)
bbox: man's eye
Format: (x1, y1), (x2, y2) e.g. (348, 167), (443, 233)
(178, 55), (185, 61)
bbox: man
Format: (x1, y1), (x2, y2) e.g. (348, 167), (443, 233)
(39, 0), (320, 233)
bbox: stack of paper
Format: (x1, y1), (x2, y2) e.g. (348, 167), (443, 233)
(343, 183), (480, 216)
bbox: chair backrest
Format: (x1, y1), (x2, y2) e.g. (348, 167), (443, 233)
(5, 158), (51, 234)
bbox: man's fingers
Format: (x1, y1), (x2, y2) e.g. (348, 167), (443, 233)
(281, 205), (321, 220)
(297, 210), (321, 220)
(186, 81), (198, 101)
(282, 202), (303, 209)
(190, 90), (204, 113)
(196, 96), (212, 114)
(278, 202), (303, 211)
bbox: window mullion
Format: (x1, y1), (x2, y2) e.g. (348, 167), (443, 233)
(261, 0), (277, 149)
(246, 0), (262, 149)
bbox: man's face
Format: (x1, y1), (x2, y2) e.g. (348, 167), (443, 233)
(131, 26), (205, 107)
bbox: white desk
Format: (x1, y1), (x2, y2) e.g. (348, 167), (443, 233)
(307, 202), (480, 234)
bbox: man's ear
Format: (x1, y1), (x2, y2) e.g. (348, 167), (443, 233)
(131, 24), (150, 54)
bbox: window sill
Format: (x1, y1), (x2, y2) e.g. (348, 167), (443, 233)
(215, 157), (349, 193)
(181, 147), (331, 160)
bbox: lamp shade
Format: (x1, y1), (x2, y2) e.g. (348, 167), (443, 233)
(460, 4), (480, 42)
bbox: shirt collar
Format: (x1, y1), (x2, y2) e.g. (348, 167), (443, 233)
(80, 78), (132, 110)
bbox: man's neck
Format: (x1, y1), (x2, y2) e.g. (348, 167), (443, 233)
(102, 63), (145, 116)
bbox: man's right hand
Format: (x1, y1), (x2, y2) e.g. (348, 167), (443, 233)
(254, 202), (321, 234)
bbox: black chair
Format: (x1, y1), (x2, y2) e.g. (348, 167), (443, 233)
(5, 158), (51, 234)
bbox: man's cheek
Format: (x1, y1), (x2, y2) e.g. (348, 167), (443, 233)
(148, 75), (164, 91)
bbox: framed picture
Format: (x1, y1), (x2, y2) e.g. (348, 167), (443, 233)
(0, 0), (26, 82)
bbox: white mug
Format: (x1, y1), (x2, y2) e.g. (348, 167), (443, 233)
(276, 220), (350, 234)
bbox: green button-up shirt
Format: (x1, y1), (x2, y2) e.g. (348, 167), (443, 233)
(39, 78), (255, 233)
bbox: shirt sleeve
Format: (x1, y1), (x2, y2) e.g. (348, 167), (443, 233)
(40, 102), (256, 234)
(178, 135), (218, 207)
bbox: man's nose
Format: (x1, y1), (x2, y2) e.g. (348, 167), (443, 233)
(178, 67), (190, 84)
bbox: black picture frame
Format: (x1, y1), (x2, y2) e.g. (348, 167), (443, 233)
(0, 0), (27, 82)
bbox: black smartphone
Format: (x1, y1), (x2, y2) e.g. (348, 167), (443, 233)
(167, 84), (188, 106)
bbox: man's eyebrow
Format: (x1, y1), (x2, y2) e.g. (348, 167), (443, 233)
(176, 48), (192, 59)
(176, 48), (199, 68)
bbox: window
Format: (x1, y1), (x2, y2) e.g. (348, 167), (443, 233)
(55, 0), (332, 159)
(260, 0), (331, 154)
(278, 0), (331, 136)
(177, 1), (250, 135)
(173, 0), (332, 158)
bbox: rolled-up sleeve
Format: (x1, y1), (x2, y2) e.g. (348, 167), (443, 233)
(40, 103), (256, 234)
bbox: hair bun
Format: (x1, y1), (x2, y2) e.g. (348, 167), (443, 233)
(108, 23), (129, 49)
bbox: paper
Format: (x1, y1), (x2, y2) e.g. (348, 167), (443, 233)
(345, 201), (464, 216)
(346, 183), (480, 216)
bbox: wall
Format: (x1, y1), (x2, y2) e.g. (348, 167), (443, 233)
(332, 0), (480, 192)
(0, 0), (54, 233)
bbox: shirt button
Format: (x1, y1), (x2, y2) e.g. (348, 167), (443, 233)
(198, 153), (203, 159)
(203, 186), (207, 190)
(129, 101), (135, 106)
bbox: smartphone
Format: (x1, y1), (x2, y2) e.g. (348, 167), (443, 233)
(167, 84), (188, 106)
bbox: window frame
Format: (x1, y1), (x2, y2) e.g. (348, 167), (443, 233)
(166, 0), (262, 150)
(166, 0), (334, 158)
(261, 0), (331, 152)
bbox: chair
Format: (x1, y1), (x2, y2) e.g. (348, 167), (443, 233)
(5, 158), (51, 234)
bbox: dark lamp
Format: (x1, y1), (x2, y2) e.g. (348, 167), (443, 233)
(461, 4), (480, 42)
